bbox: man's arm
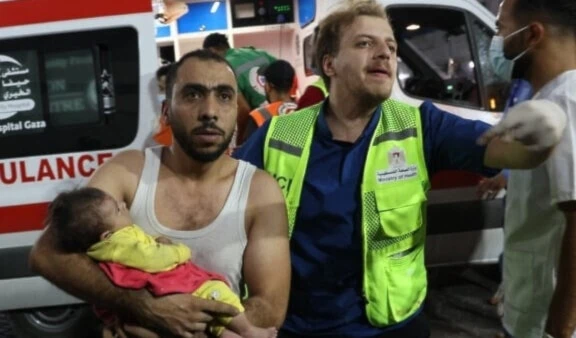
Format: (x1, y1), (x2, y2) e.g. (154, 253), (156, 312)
(546, 202), (576, 338)
(483, 138), (552, 169)
(29, 151), (142, 308)
(30, 151), (237, 337)
(420, 100), (564, 175)
(242, 169), (291, 327)
(480, 99), (566, 169)
(542, 94), (576, 338)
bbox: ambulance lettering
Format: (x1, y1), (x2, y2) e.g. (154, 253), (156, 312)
(0, 152), (113, 185)
(0, 53), (46, 133)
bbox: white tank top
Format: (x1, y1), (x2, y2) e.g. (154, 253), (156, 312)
(130, 147), (256, 294)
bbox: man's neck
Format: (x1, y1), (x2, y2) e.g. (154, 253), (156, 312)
(325, 86), (380, 142)
(268, 91), (292, 104)
(164, 145), (231, 180)
(528, 37), (576, 93)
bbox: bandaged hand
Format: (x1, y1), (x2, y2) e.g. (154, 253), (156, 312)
(477, 99), (566, 151)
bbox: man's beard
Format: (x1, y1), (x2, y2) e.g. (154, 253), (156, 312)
(171, 121), (233, 163)
(359, 87), (390, 107)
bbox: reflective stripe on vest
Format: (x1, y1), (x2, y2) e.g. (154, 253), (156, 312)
(250, 107), (273, 128)
(263, 99), (430, 327)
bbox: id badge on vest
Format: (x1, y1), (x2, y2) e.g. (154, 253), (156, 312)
(376, 146), (418, 184)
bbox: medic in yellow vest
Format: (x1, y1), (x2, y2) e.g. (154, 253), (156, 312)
(234, 1), (566, 336)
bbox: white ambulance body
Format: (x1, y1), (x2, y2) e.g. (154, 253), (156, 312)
(0, 0), (506, 336)
(0, 0), (158, 335)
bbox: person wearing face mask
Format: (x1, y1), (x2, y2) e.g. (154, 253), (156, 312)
(489, 1), (576, 338)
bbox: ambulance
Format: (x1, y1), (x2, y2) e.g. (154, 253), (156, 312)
(0, 0), (159, 336)
(0, 0), (506, 336)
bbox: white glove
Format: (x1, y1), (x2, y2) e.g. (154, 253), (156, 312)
(477, 99), (567, 151)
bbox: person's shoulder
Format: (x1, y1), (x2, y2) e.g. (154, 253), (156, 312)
(244, 166), (285, 231)
(87, 148), (148, 196)
(106, 149), (146, 170)
(417, 100), (473, 126)
(248, 106), (262, 116)
(418, 100), (444, 114)
(247, 167), (283, 205)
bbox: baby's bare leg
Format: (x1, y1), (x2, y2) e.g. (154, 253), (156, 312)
(226, 313), (277, 338)
(219, 329), (243, 338)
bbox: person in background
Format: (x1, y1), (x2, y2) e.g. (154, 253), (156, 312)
(477, 78), (533, 316)
(492, 0), (576, 337)
(153, 63), (173, 147)
(234, 0), (566, 337)
(477, 79), (533, 200)
(297, 78), (327, 110)
(297, 26), (328, 110)
(241, 60), (298, 144)
(203, 33), (277, 145)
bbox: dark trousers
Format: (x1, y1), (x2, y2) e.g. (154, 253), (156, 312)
(277, 312), (431, 338)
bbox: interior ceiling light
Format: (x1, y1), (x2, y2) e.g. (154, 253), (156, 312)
(211, 1), (221, 14)
(406, 24), (421, 31)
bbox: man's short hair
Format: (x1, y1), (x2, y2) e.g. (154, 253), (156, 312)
(259, 60), (295, 93)
(513, 0), (576, 35)
(48, 187), (109, 253)
(165, 49), (234, 101)
(202, 33), (231, 50)
(315, 0), (388, 89)
(156, 64), (171, 81)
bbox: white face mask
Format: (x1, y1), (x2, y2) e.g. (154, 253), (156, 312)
(489, 25), (532, 81)
(157, 93), (166, 105)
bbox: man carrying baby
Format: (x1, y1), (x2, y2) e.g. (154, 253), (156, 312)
(48, 187), (277, 338)
(29, 49), (290, 338)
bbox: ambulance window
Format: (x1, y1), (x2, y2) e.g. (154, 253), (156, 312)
(45, 49), (100, 126)
(389, 7), (481, 108)
(470, 19), (510, 111)
(0, 27), (139, 160)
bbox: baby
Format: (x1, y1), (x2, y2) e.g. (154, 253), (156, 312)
(47, 187), (277, 338)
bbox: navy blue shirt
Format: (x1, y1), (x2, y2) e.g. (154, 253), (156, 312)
(234, 100), (498, 337)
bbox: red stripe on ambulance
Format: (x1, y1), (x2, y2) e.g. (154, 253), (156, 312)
(0, 202), (48, 233)
(0, 0), (151, 28)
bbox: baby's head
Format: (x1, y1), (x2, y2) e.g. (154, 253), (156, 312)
(47, 187), (133, 252)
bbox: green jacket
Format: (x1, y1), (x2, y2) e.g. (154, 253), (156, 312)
(225, 47), (276, 109)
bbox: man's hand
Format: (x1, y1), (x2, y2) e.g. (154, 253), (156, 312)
(477, 172), (507, 200)
(127, 292), (238, 338)
(478, 99), (566, 151)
